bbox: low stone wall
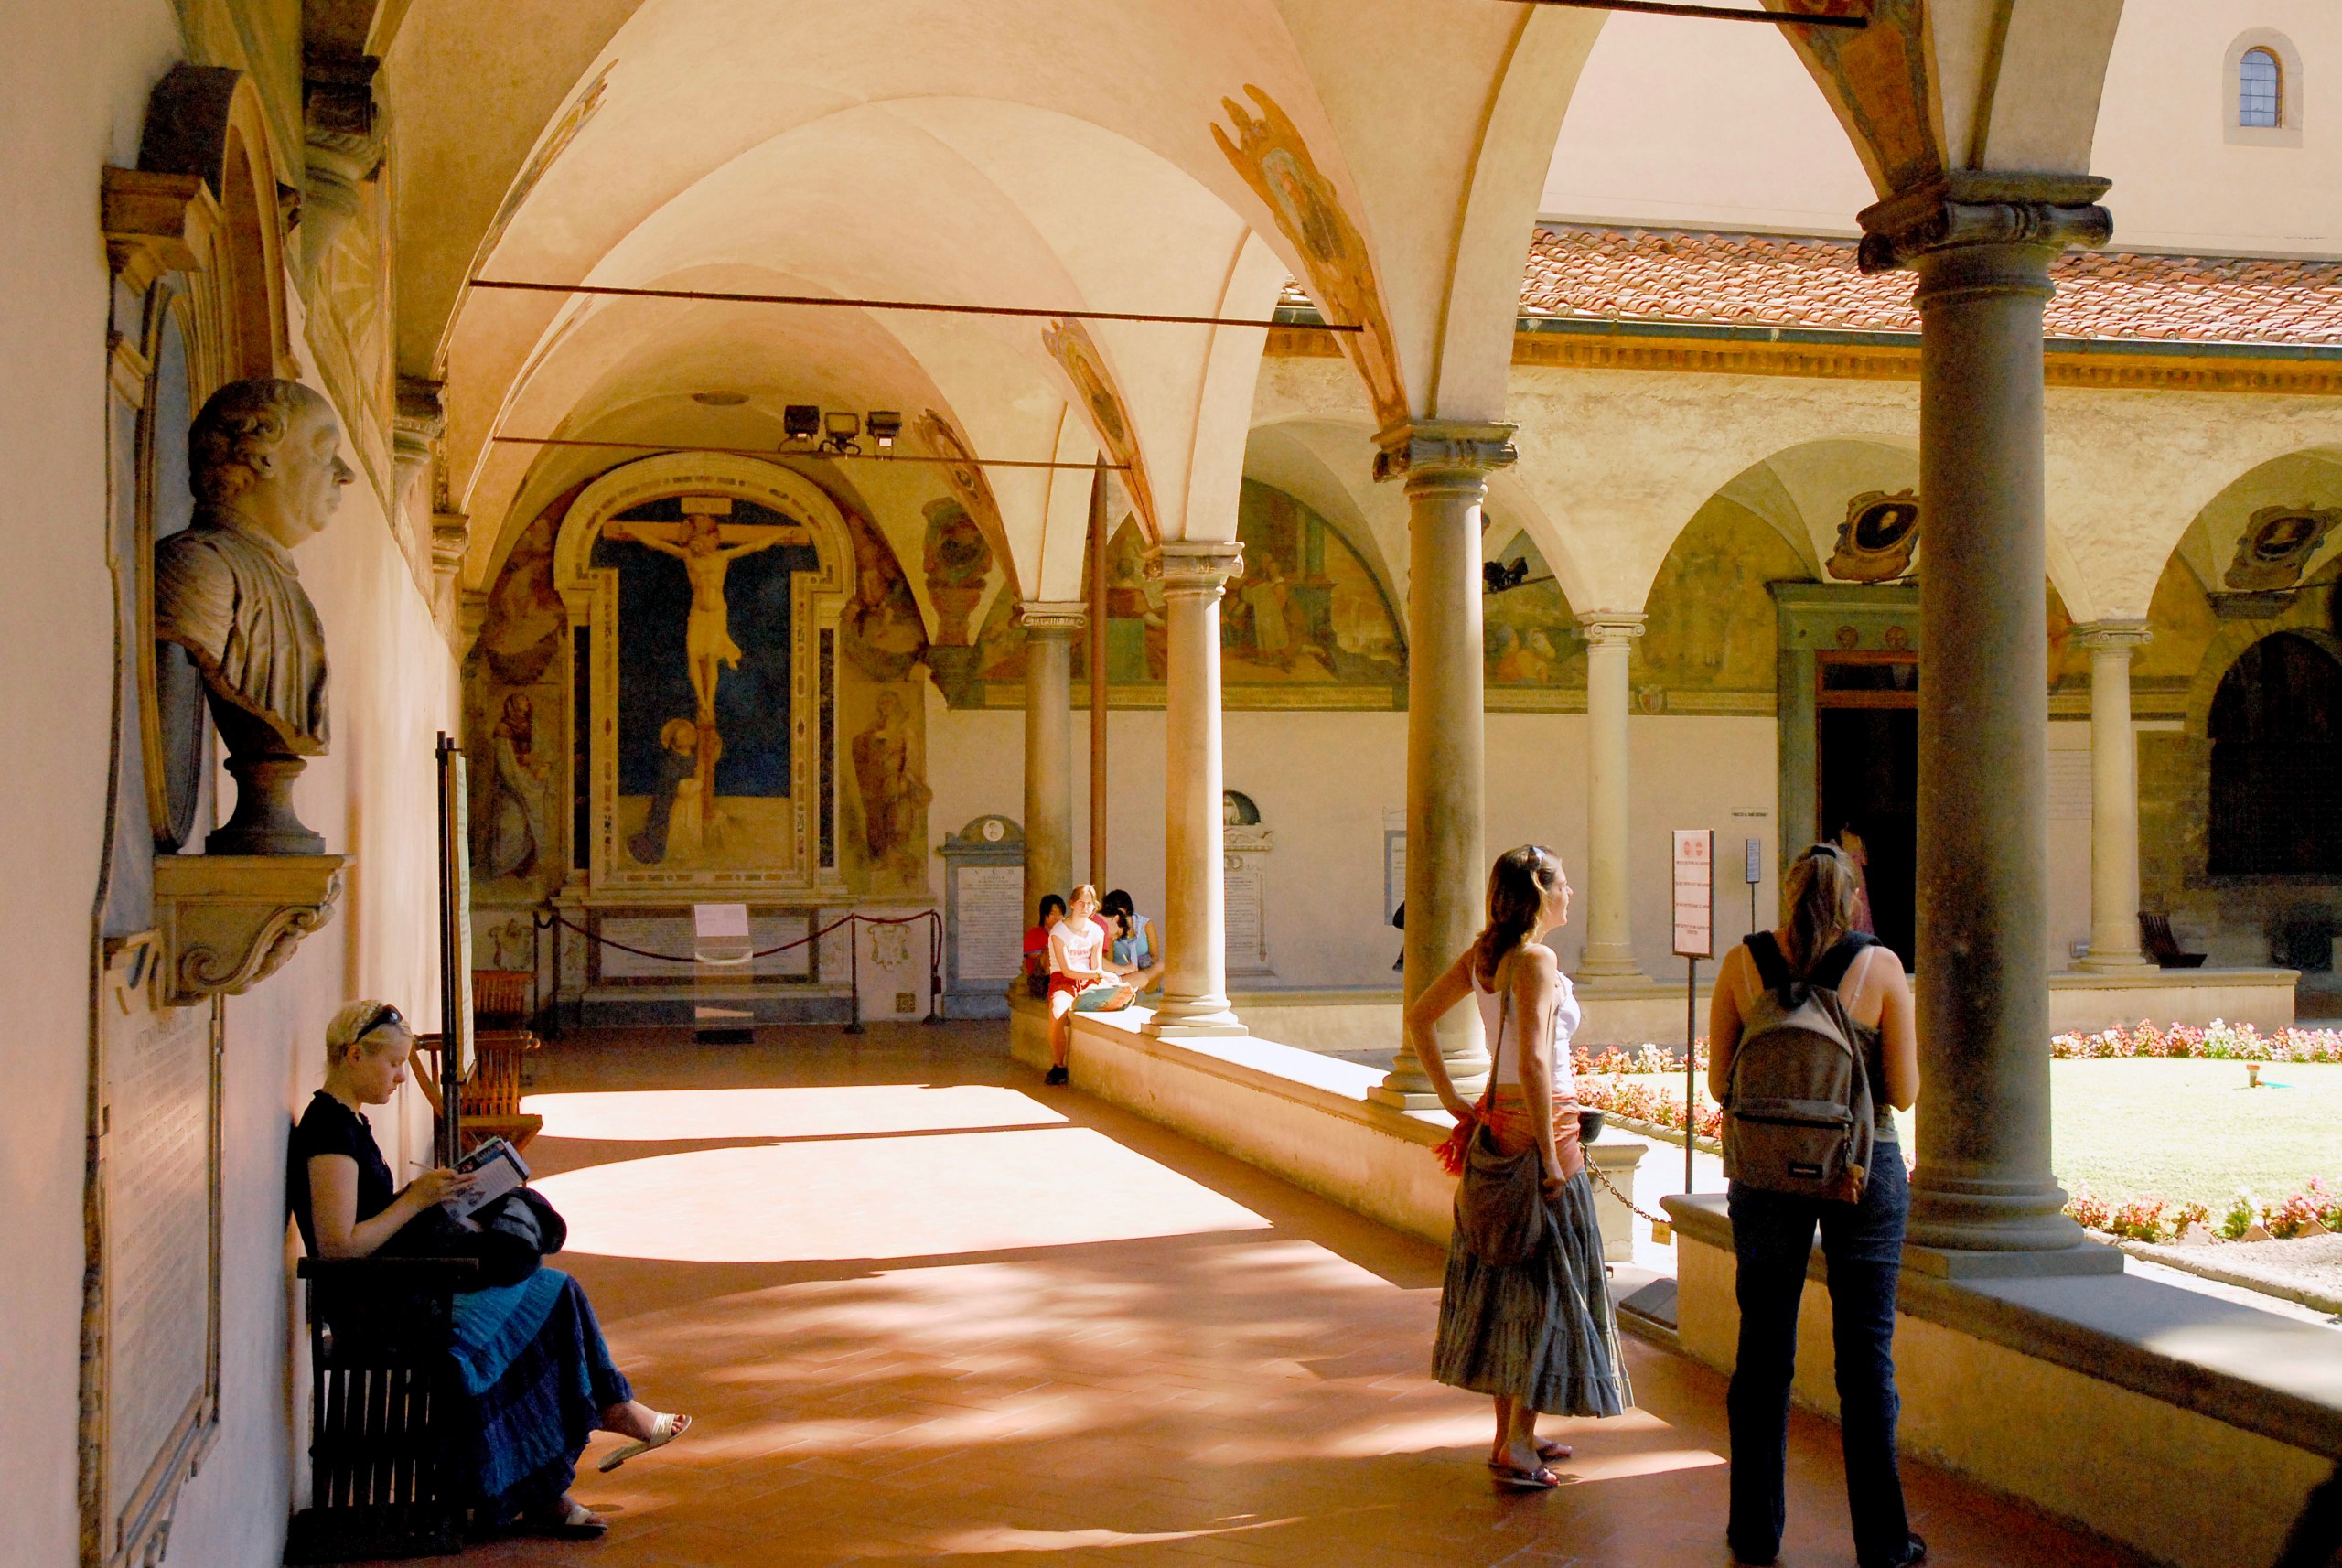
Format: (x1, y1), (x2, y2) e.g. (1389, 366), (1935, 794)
(1233, 966), (2298, 1052)
(1010, 997), (1647, 1259)
(1664, 1193), (2341, 1568)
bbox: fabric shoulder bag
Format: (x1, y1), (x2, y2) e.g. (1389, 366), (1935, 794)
(1446, 969), (1551, 1267)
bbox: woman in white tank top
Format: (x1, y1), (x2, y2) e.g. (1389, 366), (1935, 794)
(1403, 846), (1630, 1490)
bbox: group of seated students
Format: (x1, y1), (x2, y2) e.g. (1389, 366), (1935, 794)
(288, 1001), (690, 1541)
(1021, 885), (1165, 1084)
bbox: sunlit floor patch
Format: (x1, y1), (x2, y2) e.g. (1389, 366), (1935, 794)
(536, 1126), (1269, 1262)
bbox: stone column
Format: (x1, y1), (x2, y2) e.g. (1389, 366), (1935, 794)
(1144, 543), (1247, 1038)
(2075, 621), (2154, 972)
(1019, 602), (1085, 926)
(1862, 173), (2113, 1259)
(1371, 424), (1515, 1107)
(1575, 612), (1650, 983)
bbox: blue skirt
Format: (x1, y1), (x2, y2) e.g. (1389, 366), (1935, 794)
(449, 1269), (632, 1518)
(1432, 1168), (1632, 1416)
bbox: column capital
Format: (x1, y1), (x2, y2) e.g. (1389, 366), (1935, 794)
(1370, 420), (1518, 484)
(2073, 618), (2153, 652)
(1016, 599), (1088, 634)
(1856, 171), (2112, 276)
(1575, 610), (1646, 646)
(1144, 541), (1245, 596)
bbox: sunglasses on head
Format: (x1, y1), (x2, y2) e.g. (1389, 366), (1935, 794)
(353, 1004), (404, 1045)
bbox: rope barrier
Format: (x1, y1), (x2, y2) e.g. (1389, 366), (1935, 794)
(544, 907), (938, 963)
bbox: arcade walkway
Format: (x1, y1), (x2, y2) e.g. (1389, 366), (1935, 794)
(447, 1025), (2144, 1568)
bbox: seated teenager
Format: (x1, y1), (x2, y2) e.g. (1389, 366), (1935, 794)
(1043, 886), (1131, 1084)
(1103, 908), (1165, 993)
(1022, 894), (1066, 1000)
(290, 1000), (691, 1539)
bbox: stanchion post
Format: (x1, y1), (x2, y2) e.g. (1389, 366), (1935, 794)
(1671, 829), (1714, 1197)
(843, 914), (864, 1035)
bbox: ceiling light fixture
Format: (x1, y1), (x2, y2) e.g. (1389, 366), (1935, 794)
(782, 404), (821, 441)
(866, 411), (902, 450)
(692, 390), (748, 406)
(822, 412), (862, 456)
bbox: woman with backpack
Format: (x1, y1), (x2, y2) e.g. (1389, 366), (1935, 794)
(1406, 846), (1631, 1490)
(1707, 843), (1924, 1568)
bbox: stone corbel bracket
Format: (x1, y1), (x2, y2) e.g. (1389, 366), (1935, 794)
(102, 166), (221, 296)
(152, 854), (348, 1006)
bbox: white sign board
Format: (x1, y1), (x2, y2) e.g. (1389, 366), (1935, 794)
(1672, 828), (1714, 959)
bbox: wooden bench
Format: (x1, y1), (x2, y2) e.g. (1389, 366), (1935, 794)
(2140, 911), (2208, 969)
(284, 1256), (478, 1563)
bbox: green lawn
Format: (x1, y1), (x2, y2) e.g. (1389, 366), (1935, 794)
(1600, 1058), (2341, 1211)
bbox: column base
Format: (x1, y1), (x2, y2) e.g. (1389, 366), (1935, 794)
(1907, 1174), (2089, 1254)
(1144, 996), (1247, 1039)
(2071, 951), (2157, 974)
(1573, 957), (1654, 986)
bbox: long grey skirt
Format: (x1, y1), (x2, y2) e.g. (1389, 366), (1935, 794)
(1432, 1167), (1633, 1416)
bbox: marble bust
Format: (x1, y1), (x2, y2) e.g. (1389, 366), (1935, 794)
(155, 378), (351, 854)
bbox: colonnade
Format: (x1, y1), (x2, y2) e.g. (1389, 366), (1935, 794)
(1015, 172), (2130, 1263)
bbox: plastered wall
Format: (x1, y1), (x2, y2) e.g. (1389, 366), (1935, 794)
(0, 22), (458, 1568)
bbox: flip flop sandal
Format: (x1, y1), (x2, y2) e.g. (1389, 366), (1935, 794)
(523, 1500), (608, 1540)
(598, 1412), (692, 1473)
(1487, 1439), (1574, 1469)
(1491, 1462), (1562, 1491)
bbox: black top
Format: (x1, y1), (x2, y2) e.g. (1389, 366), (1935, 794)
(1744, 931), (1897, 1144)
(288, 1090), (396, 1255)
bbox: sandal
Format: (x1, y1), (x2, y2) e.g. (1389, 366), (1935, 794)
(598, 1411), (692, 1473)
(1491, 1462), (1562, 1491)
(1487, 1439), (1573, 1468)
(523, 1499), (608, 1540)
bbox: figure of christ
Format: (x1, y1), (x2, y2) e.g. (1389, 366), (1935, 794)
(605, 499), (808, 824)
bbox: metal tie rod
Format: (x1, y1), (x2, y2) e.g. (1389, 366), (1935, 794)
(468, 277), (1363, 332)
(491, 435), (1128, 471)
(1505, 0), (1866, 25)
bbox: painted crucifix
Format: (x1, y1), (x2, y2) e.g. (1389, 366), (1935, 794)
(603, 496), (809, 836)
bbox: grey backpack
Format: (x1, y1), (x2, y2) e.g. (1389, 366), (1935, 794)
(1721, 932), (1877, 1204)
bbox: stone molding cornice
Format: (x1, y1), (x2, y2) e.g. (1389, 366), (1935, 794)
(101, 166), (220, 295)
(2074, 619), (2153, 652)
(1016, 599), (1089, 633)
(1576, 611), (1647, 646)
(1857, 172), (2112, 277)
(1370, 421), (1518, 484)
(1144, 542), (1246, 596)
(1271, 323), (2342, 396)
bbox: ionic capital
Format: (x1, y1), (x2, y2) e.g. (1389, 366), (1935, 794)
(1575, 611), (1646, 647)
(1016, 599), (1089, 634)
(1856, 171), (2112, 277)
(2074, 618), (2153, 654)
(1371, 420), (1518, 485)
(1144, 542), (1245, 598)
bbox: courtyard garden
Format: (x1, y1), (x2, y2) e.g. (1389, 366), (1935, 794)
(1576, 1022), (2342, 1245)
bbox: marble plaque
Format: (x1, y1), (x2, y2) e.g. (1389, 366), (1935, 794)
(1225, 824), (1273, 977)
(953, 864), (1025, 983)
(96, 948), (219, 1568)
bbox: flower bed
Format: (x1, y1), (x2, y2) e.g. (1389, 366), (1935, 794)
(2070, 1177), (2342, 1245)
(2050, 1019), (2342, 1062)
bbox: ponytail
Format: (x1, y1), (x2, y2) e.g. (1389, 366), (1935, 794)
(1782, 843), (1861, 973)
(1472, 846), (1567, 987)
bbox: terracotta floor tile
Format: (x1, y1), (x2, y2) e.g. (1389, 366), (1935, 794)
(329, 1025), (2151, 1568)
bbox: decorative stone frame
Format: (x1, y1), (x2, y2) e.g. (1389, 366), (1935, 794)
(2225, 29), (2304, 149)
(552, 452), (855, 901)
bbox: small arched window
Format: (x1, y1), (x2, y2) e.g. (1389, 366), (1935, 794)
(2208, 632), (2342, 875)
(2240, 47), (2283, 128)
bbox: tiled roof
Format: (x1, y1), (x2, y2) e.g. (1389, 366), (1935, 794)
(1516, 225), (2342, 346)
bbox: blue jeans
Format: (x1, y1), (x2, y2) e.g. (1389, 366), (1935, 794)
(1725, 1152), (1914, 1567)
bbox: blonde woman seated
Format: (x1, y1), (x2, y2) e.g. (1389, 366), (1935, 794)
(1043, 885), (1132, 1085)
(289, 1001), (689, 1540)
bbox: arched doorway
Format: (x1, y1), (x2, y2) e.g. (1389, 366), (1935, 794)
(2208, 631), (2342, 877)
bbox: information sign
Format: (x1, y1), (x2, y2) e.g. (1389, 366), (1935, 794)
(1672, 828), (1714, 959)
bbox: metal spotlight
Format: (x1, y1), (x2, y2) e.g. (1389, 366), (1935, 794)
(821, 411), (862, 456)
(782, 404), (821, 441)
(865, 410), (903, 450)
